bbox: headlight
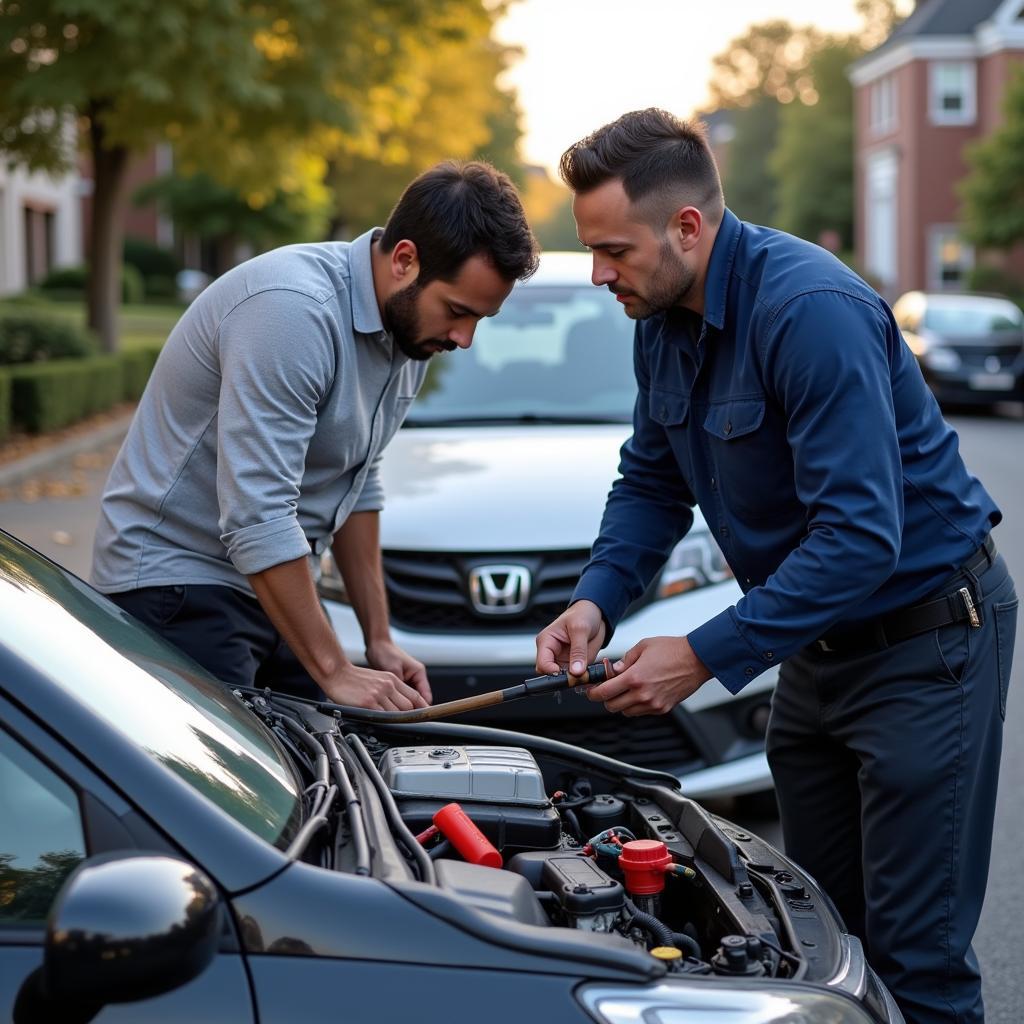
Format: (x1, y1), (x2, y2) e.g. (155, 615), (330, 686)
(921, 347), (961, 372)
(578, 981), (876, 1024)
(656, 532), (733, 600)
(317, 551), (349, 604)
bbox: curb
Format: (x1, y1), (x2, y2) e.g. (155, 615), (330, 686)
(0, 412), (134, 489)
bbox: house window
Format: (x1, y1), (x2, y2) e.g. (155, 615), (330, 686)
(865, 150), (899, 291)
(928, 226), (974, 290)
(869, 76), (897, 136)
(22, 204), (55, 286)
(929, 61), (976, 125)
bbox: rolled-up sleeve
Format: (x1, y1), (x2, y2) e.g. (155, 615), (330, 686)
(687, 291), (903, 692)
(573, 335), (696, 625)
(215, 289), (336, 575)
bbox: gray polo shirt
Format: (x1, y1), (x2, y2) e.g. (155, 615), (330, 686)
(91, 228), (427, 595)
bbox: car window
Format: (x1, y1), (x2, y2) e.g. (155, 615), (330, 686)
(0, 535), (303, 851)
(923, 299), (1023, 335)
(408, 284), (636, 423)
(0, 728), (86, 925)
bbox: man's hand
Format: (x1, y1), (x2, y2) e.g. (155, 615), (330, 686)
(585, 636), (712, 716)
(365, 638), (432, 704)
(535, 600), (607, 676)
(321, 661), (428, 711)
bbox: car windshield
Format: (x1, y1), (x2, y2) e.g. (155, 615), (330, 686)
(0, 533), (302, 849)
(407, 282), (637, 425)
(924, 298), (1023, 336)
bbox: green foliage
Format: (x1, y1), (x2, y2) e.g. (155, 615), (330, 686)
(123, 237), (180, 283)
(0, 311), (95, 364)
(771, 39), (860, 248)
(966, 265), (1024, 309)
(10, 355), (124, 433)
(0, 370), (10, 443)
(961, 67), (1024, 249)
(723, 98), (782, 225)
(144, 275), (177, 300)
(38, 264), (148, 304)
(121, 345), (163, 401)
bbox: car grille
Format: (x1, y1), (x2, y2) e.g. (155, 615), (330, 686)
(384, 548), (591, 632)
(948, 343), (1022, 370)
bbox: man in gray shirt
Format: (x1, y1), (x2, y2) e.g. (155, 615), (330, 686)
(92, 161), (538, 710)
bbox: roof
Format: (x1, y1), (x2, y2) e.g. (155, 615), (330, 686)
(868, 0), (1006, 57)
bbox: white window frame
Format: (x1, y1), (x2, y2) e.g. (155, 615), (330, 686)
(865, 149), (899, 291)
(869, 75), (897, 136)
(927, 225), (974, 291)
(929, 60), (977, 126)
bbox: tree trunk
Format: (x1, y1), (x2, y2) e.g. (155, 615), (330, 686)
(86, 105), (131, 353)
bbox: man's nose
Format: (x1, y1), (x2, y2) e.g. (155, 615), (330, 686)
(447, 323), (475, 349)
(592, 257), (616, 288)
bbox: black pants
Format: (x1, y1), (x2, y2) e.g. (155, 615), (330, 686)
(108, 583), (322, 699)
(767, 553), (1018, 1024)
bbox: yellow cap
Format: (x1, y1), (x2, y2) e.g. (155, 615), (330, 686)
(650, 946), (683, 961)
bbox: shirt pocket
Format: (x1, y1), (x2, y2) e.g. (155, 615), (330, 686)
(703, 397), (793, 520)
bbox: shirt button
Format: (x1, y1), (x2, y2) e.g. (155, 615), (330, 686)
(710, 477), (717, 490)
(724, 422), (733, 435)
(719, 525), (729, 537)
(764, 651), (774, 660)
(745, 577), (752, 585)
(744, 667), (755, 677)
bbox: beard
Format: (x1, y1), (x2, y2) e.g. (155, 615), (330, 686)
(383, 280), (456, 361)
(614, 237), (698, 319)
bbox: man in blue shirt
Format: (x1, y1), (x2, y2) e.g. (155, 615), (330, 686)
(536, 108), (1017, 1024)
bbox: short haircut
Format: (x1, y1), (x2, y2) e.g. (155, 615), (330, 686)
(380, 160), (539, 285)
(559, 108), (725, 230)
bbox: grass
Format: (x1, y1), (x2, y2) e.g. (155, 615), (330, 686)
(0, 294), (183, 350)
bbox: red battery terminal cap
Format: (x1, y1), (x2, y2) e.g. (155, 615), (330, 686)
(618, 839), (674, 895)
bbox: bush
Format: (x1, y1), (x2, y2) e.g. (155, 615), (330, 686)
(0, 370), (10, 443)
(966, 265), (1024, 309)
(0, 312), (95, 365)
(124, 237), (180, 283)
(121, 345), (163, 401)
(37, 263), (149, 304)
(143, 274), (178, 300)
(10, 356), (124, 433)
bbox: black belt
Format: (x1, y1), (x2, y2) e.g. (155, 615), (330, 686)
(814, 536), (996, 655)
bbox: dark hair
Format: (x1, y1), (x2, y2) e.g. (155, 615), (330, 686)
(380, 160), (538, 285)
(559, 108), (724, 228)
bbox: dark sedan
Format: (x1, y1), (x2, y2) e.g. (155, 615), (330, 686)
(0, 529), (901, 1024)
(893, 290), (1024, 407)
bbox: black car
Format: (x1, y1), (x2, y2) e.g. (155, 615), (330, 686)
(0, 529), (902, 1024)
(893, 290), (1024, 407)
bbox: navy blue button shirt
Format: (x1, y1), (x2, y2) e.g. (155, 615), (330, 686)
(573, 209), (1001, 694)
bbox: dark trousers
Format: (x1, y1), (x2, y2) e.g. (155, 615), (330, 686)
(767, 553), (1018, 1024)
(108, 583), (322, 699)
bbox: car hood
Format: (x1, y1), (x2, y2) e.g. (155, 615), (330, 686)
(379, 424), (698, 551)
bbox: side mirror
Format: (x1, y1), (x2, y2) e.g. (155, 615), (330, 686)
(15, 854), (223, 1024)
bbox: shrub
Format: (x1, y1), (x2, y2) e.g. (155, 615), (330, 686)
(0, 370), (10, 443)
(37, 263), (150, 304)
(144, 274), (178, 300)
(0, 312), (95, 365)
(966, 265), (1024, 309)
(124, 237), (180, 282)
(121, 345), (163, 401)
(10, 356), (125, 433)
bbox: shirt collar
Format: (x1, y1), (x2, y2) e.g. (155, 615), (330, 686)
(701, 207), (742, 330)
(349, 227), (386, 336)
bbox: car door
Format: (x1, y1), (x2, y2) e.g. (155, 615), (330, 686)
(0, 707), (255, 1024)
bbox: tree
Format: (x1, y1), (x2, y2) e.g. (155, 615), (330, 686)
(960, 66), (1024, 250)
(771, 39), (861, 250)
(0, 0), (442, 349)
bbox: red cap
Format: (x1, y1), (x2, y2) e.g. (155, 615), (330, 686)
(433, 802), (503, 869)
(618, 839), (673, 895)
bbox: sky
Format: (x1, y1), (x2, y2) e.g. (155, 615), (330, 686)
(494, 0), (870, 174)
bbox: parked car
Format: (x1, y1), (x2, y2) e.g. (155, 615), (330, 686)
(319, 253), (777, 800)
(892, 290), (1024, 407)
(0, 528), (902, 1024)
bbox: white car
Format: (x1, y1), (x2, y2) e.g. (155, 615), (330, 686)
(321, 253), (777, 799)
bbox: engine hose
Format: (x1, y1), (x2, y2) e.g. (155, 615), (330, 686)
(623, 897), (674, 948)
(671, 931), (702, 959)
(427, 839), (452, 860)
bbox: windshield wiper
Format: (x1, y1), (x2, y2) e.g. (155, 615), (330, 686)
(404, 413), (629, 427)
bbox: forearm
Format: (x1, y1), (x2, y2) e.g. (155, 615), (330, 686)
(248, 557), (350, 685)
(331, 510), (391, 646)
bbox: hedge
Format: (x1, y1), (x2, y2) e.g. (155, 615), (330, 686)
(121, 345), (163, 401)
(0, 371), (10, 443)
(37, 264), (146, 305)
(0, 311), (95, 364)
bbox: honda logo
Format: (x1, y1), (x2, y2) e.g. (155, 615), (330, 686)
(468, 564), (532, 615)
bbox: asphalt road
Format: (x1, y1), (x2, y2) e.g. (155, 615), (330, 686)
(1, 405), (1021, 1020)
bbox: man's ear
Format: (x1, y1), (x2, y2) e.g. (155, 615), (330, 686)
(390, 239), (420, 282)
(672, 206), (703, 252)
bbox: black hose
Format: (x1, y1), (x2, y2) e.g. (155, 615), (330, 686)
(623, 897), (674, 948)
(346, 734), (436, 885)
(427, 839), (452, 860)
(671, 931), (702, 959)
(321, 731), (372, 876)
(284, 786), (336, 860)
